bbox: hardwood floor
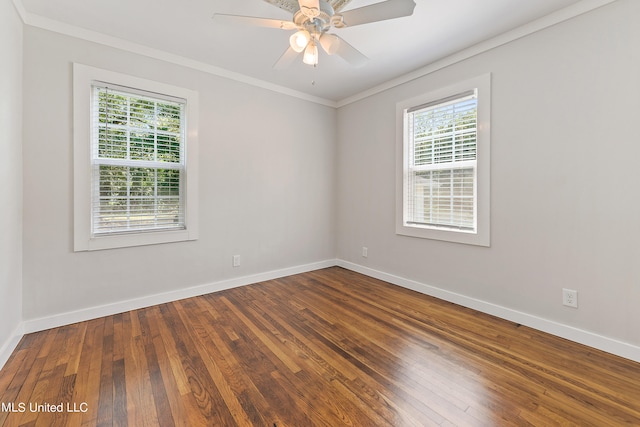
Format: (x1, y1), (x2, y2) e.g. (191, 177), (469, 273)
(1, 267), (639, 426)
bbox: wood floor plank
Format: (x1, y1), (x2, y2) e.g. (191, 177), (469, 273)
(236, 282), (411, 425)
(203, 294), (316, 426)
(96, 315), (114, 427)
(246, 280), (500, 422)
(156, 302), (235, 426)
(228, 292), (378, 426)
(171, 299), (254, 426)
(193, 295), (287, 426)
(2, 267), (640, 426)
(121, 312), (159, 427)
(273, 277), (487, 424)
(2, 356), (46, 427)
(136, 308), (176, 427)
(148, 307), (200, 427)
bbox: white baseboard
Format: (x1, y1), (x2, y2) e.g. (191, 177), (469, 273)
(22, 259), (337, 335)
(0, 323), (25, 371)
(337, 260), (640, 363)
(5, 258), (638, 372)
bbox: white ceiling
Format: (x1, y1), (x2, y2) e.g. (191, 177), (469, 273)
(19, 0), (594, 103)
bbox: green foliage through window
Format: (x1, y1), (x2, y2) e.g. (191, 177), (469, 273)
(92, 85), (186, 235)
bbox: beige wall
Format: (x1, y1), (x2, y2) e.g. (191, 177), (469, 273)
(0, 0), (24, 364)
(21, 26), (337, 320)
(336, 0), (640, 348)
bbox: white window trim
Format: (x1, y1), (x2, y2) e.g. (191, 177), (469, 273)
(396, 74), (491, 247)
(73, 63), (199, 251)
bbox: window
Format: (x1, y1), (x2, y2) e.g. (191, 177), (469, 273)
(91, 85), (185, 235)
(74, 64), (199, 251)
(396, 74), (490, 246)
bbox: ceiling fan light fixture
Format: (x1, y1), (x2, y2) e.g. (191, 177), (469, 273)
(303, 40), (319, 65)
(218, 0), (418, 70)
(289, 30), (311, 52)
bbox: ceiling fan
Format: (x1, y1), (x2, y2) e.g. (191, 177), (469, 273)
(214, 0), (416, 68)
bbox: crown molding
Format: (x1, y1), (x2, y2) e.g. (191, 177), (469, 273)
(13, 0), (619, 108)
(11, 0), (27, 22)
(19, 9), (338, 108)
(335, 0), (619, 107)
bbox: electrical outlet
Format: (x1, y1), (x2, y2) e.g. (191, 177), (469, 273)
(362, 247), (368, 258)
(562, 288), (578, 308)
(232, 255), (240, 267)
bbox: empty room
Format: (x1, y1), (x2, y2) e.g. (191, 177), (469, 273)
(1, 0), (639, 425)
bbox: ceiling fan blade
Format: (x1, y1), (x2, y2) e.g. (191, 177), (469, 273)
(319, 34), (368, 67)
(263, 0), (299, 14)
(332, 0), (354, 13)
(213, 13), (297, 30)
(318, 33), (340, 55)
(340, 0), (416, 27)
(273, 47), (301, 69)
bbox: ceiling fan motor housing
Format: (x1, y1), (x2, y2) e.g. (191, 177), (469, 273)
(293, 0), (336, 34)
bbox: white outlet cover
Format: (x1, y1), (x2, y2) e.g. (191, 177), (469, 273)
(562, 288), (578, 308)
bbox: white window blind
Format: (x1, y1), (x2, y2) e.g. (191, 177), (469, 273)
(405, 90), (478, 232)
(91, 83), (186, 236)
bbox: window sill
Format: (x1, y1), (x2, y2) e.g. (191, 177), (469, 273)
(396, 223), (490, 247)
(76, 228), (197, 252)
